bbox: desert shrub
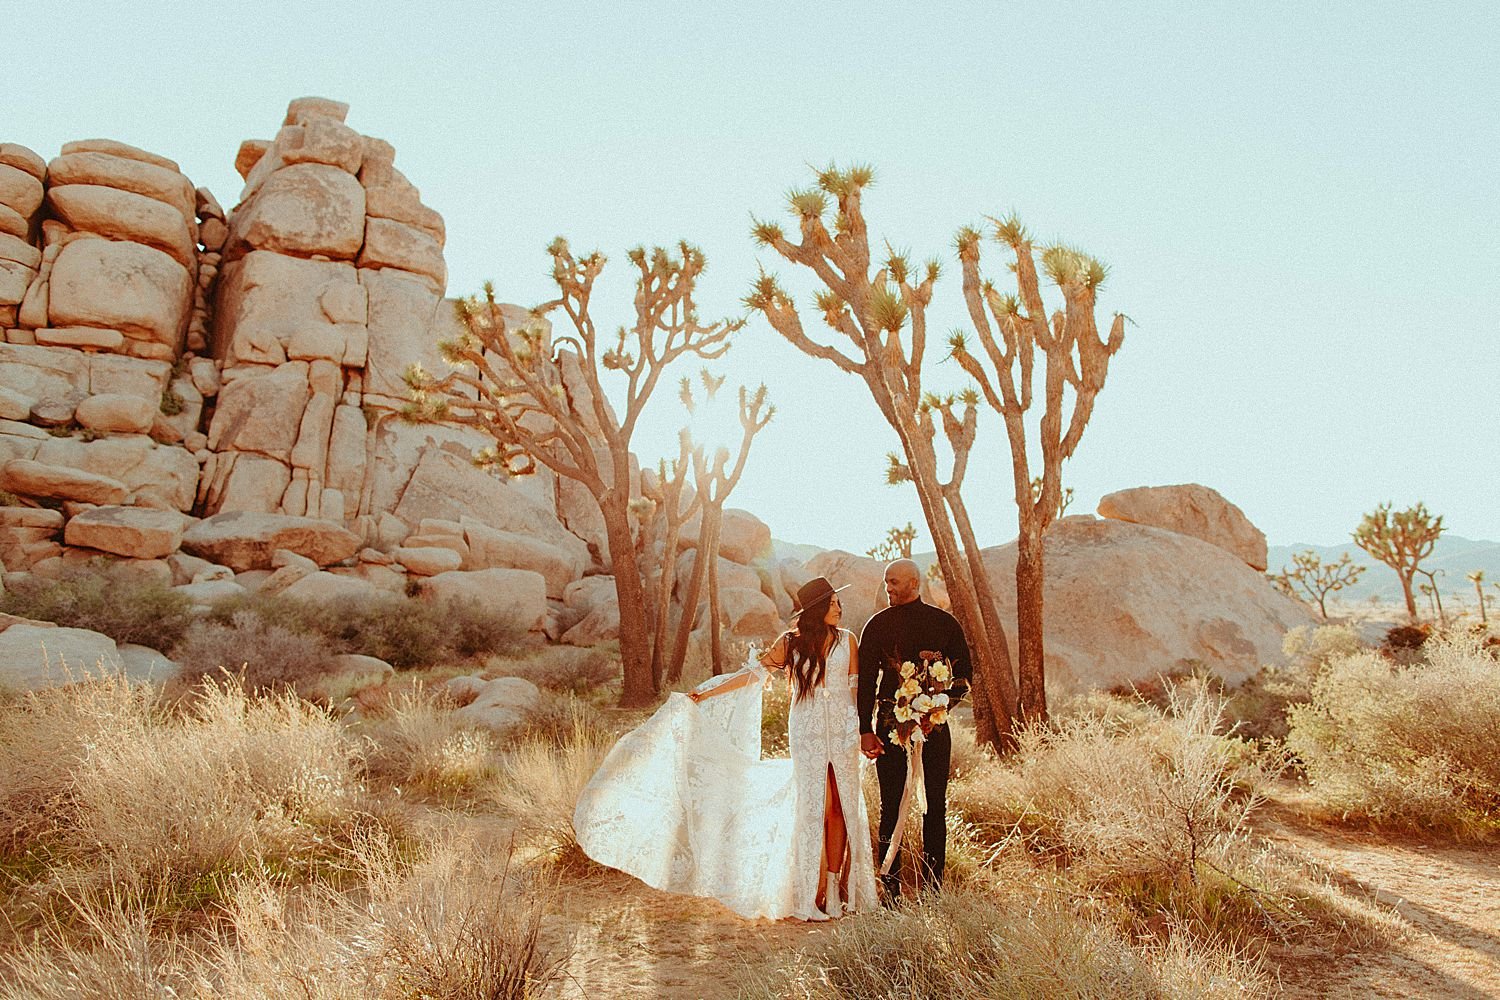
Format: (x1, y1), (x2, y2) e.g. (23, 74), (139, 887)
(490, 644), (620, 694)
(0, 561), (195, 649)
(1286, 633), (1500, 837)
(950, 686), (1294, 940)
(361, 689), (499, 802)
(1381, 621), (1434, 663)
(502, 690), (606, 750)
(0, 674), (367, 920)
(737, 888), (1272, 1000)
(204, 591), (522, 670)
(171, 610), (339, 694)
(1227, 624), (1365, 743)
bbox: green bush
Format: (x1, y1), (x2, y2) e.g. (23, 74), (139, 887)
(202, 592), (522, 670)
(0, 562), (195, 649)
(1226, 624), (1364, 743)
(1286, 633), (1500, 838)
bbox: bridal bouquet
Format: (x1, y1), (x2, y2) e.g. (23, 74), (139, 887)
(880, 650), (955, 877)
(886, 650), (954, 748)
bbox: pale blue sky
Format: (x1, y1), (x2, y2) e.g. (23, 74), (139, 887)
(7, 2), (1497, 553)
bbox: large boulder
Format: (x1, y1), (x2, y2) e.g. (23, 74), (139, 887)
(1097, 484), (1268, 572)
(0, 624), (120, 693)
(0, 458), (128, 505)
(980, 516), (1314, 694)
(717, 508), (773, 565)
(417, 567), (547, 635)
(720, 586), (780, 639)
(207, 361), (311, 462)
(804, 549), (889, 633)
(560, 576), (620, 646)
(453, 676), (541, 735)
(63, 505), (185, 559)
(46, 185), (197, 269)
(212, 251), (359, 366)
(226, 162), (365, 259)
(181, 511), (360, 571)
(462, 518), (588, 598)
(297, 653), (393, 704)
(31, 436), (199, 511)
(46, 238), (192, 349)
(279, 571), (382, 603)
(673, 549), (763, 597)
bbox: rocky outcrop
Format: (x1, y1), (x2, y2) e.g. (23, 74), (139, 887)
(1097, 484), (1268, 572)
(981, 515), (1313, 693)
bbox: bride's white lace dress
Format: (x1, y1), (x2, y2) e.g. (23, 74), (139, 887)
(573, 631), (877, 920)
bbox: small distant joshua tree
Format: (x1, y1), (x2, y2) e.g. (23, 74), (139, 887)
(1415, 567), (1447, 625)
(867, 521), (918, 561)
(1469, 570), (1488, 625)
(1269, 550), (1367, 620)
(404, 239), (741, 708)
(1352, 502), (1444, 623)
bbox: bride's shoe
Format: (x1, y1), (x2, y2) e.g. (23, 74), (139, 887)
(824, 870), (842, 917)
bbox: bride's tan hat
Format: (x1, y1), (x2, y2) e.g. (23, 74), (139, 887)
(789, 576), (851, 620)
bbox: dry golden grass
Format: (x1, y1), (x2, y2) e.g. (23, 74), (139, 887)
(493, 707), (613, 864)
(736, 887), (1274, 1000)
(359, 686), (500, 802)
(0, 673), (370, 924)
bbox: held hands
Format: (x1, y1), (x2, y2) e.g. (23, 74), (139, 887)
(860, 733), (883, 759)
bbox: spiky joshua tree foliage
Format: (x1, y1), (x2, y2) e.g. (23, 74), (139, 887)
(1352, 502), (1444, 623)
(948, 216), (1125, 725)
(405, 239), (741, 708)
(748, 164), (1021, 749)
(1270, 550), (1367, 620)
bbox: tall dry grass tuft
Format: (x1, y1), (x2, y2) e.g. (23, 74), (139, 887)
(1287, 631), (1500, 837)
(495, 708), (613, 864)
(0, 673), (368, 920)
(736, 888), (1272, 1000)
(0, 832), (567, 1000)
(949, 685), (1301, 942)
(361, 687), (499, 802)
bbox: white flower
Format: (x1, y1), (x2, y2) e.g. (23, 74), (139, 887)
(934, 693), (949, 707)
(912, 694), (935, 714)
(899, 660), (917, 679)
(931, 661), (952, 683)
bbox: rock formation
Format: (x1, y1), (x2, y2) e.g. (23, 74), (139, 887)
(0, 97), (620, 671)
(981, 515), (1313, 693)
(1097, 483), (1268, 571)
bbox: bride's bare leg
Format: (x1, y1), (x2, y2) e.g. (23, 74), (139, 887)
(817, 763), (848, 910)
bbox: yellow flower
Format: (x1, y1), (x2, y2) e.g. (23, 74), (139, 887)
(894, 704), (915, 723)
(899, 660), (917, 679)
(929, 707), (949, 727)
(931, 661), (951, 683)
(897, 678), (920, 699)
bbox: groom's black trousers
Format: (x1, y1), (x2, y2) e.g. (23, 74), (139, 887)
(874, 724), (951, 895)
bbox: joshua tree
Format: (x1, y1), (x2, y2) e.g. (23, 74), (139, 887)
(747, 165), (1021, 748)
(642, 430), (703, 692)
(867, 521), (918, 561)
(1415, 567), (1447, 625)
(1270, 550), (1367, 620)
(404, 240), (740, 708)
(949, 218), (1124, 724)
(667, 383), (773, 680)
(1352, 502), (1444, 623)
(1469, 570), (1488, 625)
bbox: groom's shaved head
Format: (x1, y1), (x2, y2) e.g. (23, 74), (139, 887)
(884, 559), (921, 606)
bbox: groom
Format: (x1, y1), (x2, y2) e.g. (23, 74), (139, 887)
(858, 559), (972, 900)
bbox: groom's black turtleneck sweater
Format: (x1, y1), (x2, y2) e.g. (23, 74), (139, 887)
(856, 598), (972, 737)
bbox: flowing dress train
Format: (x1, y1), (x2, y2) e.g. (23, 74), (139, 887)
(572, 641), (876, 920)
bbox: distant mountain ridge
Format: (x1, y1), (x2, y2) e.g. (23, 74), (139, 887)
(772, 533), (1500, 606)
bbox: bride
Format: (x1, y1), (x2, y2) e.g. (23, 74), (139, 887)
(572, 576), (878, 920)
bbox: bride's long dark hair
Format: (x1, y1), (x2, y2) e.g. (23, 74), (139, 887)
(784, 596), (841, 702)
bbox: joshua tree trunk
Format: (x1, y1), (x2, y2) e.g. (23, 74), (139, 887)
(1014, 525), (1047, 724)
(602, 491), (655, 707)
(706, 509), (726, 675)
(667, 512), (711, 685)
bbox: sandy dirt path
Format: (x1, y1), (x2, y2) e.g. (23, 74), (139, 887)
(1259, 802), (1500, 999)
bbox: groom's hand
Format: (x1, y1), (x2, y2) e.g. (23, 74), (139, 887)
(861, 733), (883, 759)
